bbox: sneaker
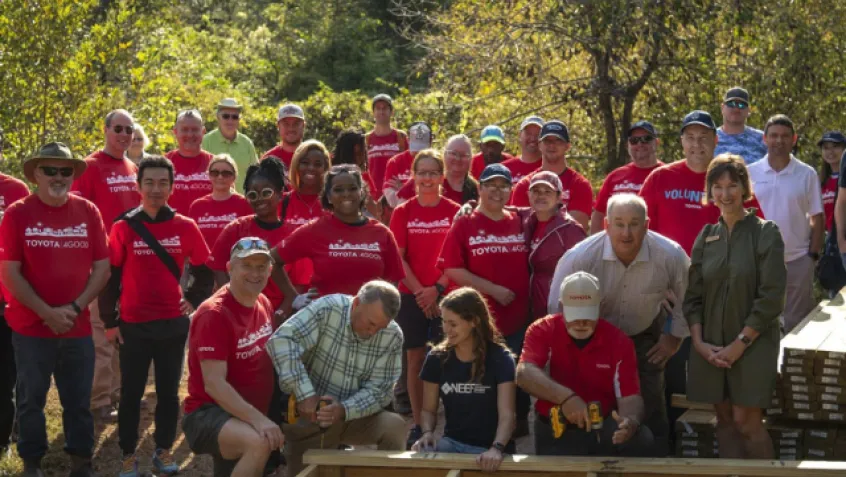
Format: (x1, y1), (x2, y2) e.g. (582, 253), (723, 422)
(513, 418), (529, 439)
(118, 454), (138, 477)
(406, 425), (423, 450)
(152, 448), (179, 475)
(92, 405), (118, 423)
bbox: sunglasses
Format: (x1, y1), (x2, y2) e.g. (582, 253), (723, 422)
(111, 125), (134, 135)
(231, 237), (270, 255)
(39, 166), (75, 177)
(246, 187), (275, 201)
(221, 113), (240, 120)
(209, 169), (235, 178)
(628, 135), (655, 145)
(725, 100), (748, 110)
(415, 170), (442, 178)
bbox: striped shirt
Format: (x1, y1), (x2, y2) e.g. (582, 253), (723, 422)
(548, 230), (690, 338)
(265, 294), (403, 421)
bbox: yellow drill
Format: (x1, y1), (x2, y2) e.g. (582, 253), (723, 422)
(588, 401), (603, 443)
(549, 405), (566, 438)
(285, 396), (333, 448)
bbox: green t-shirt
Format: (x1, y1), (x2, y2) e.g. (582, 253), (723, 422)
(201, 129), (258, 193)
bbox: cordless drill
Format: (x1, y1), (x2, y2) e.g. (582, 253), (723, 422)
(588, 401), (603, 443)
(317, 398), (332, 449)
(549, 405), (566, 438)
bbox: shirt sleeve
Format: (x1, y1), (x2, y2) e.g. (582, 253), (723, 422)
(668, 244), (691, 339)
(808, 170), (825, 216)
(548, 247), (579, 314)
(614, 334), (640, 398)
(381, 228), (406, 283)
(494, 346), (516, 384)
(438, 217), (467, 270)
(567, 174), (594, 217)
(341, 330), (403, 421)
(208, 220), (236, 270)
(191, 309), (232, 361)
(70, 163), (95, 199)
(509, 179), (530, 207)
(419, 350), (443, 384)
(682, 226), (709, 328)
(388, 203), (409, 249)
(0, 206), (21, 261)
(519, 319), (552, 369)
(638, 169), (660, 231)
(278, 222), (313, 264)
(594, 175), (614, 214)
(187, 219), (211, 266)
(264, 299), (323, 400)
(745, 221), (787, 332)
(108, 222), (128, 267)
(87, 203), (109, 261)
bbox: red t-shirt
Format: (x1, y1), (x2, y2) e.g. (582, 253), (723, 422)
(72, 150), (140, 231)
(277, 215), (405, 296)
(397, 179), (472, 204)
(109, 213), (210, 323)
(823, 174), (838, 230)
(208, 215), (291, 309)
(367, 129), (407, 200)
(502, 157), (542, 185)
(188, 194), (253, 251)
(520, 316), (640, 418)
(0, 175), (30, 303)
(185, 286), (275, 415)
(389, 197), (460, 294)
(470, 152), (515, 180)
(0, 195), (108, 338)
(438, 210), (529, 336)
(593, 162), (663, 215)
(280, 191), (329, 287)
(165, 150), (214, 214)
(362, 171), (377, 199)
(510, 168), (594, 217)
(382, 151), (415, 194)
(262, 145), (295, 170)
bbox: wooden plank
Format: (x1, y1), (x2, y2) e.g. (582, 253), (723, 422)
(445, 470), (462, 477)
(295, 465), (320, 477)
(318, 464), (341, 477)
(343, 469), (447, 477)
(671, 394), (715, 411)
(303, 450), (846, 475)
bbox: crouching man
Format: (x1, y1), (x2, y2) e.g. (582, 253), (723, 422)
(265, 280), (407, 475)
(183, 238), (283, 476)
(517, 271), (654, 456)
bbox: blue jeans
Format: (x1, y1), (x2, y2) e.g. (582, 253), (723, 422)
(435, 436), (489, 454)
(504, 326), (530, 420)
(12, 332), (95, 460)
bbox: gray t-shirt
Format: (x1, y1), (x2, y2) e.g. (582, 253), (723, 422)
(715, 126), (768, 165)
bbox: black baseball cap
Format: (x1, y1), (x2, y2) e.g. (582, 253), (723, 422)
(680, 110), (716, 134)
(818, 131), (846, 146)
(479, 163), (512, 183)
(539, 120), (570, 142)
(628, 120), (657, 137)
(724, 87), (750, 104)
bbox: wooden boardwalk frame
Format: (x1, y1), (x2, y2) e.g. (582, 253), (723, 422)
(300, 449), (846, 476)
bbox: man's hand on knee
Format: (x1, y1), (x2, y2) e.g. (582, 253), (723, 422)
(249, 414), (285, 450)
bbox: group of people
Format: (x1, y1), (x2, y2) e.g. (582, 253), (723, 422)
(0, 85), (841, 477)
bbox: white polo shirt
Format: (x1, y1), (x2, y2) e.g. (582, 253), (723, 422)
(748, 155), (823, 262)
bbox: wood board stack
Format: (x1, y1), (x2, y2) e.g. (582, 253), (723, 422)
(675, 410), (718, 458)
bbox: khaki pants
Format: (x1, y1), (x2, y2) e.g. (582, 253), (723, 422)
(89, 300), (120, 409)
(282, 410), (406, 476)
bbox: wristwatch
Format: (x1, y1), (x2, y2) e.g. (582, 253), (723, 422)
(737, 333), (752, 346)
(70, 301), (82, 315)
(434, 283), (446, 299)
(492, 441), (506, 453)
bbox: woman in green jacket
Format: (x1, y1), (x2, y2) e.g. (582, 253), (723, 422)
(683, 153), (786, 460)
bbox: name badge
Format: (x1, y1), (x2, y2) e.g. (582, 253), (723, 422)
(705, 235), (721, 243)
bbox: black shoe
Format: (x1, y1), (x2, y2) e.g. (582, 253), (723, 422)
(406, 425), (423, 450)
(513, 418), (529, 439)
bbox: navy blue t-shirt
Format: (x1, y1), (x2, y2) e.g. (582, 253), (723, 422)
(420, 343), (515, 448)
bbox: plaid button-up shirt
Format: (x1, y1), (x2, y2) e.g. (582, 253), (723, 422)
(265, 294), (403, 421)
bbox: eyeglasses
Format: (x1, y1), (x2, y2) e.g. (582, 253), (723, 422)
(39, 166), (75, 177)
(628, 135), (655, 145)
(725, 100), (748, 110)
(481, 182), (512, 192)
(231, 237), (270, 255)
(445, 150), (472, 161)
(415, 170), (442, 178)
(111, 125), (134, 135)
(209, 169), (235, 178)
(221, 113), (240, 120)
(246, 187), (275, 201)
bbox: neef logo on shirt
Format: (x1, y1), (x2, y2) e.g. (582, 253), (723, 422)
(441, 382), (490, 395)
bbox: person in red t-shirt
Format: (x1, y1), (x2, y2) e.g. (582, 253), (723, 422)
(188, 154), (252, 252)
(73, 109), (142, 423)
(270, 164), (405, 312)
(818, 131), (846, 231)
(388, 149), (460, 446)
(510, 120), (593, 232)
(590, 120), (664, 234)
(183, 237), (283, 477)
(262, 103), (306, 172)
(165, 109), (214, 214)
(397, 134), (480, 206)
(366, 94), (408, 203)
(501, 116), (544, 185)
(209, 157), (299, 320)
(1, 142), (110, 476)
(470, 125), (515, 179)
(382, 122), (433, 226)
(516, 271), (653, 457)
(98, 156), (214, 475)
(333, 129), (382, 219)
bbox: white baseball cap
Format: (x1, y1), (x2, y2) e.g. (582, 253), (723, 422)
(559, 271), (600, 322)
(277, 104), (305, 121)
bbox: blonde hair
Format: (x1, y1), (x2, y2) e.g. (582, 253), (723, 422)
(289, 139), (330, 191)
(208, 153), (238, 175)
(412, 148), (444, 175)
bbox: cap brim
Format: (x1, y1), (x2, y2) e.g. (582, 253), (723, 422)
(562, 305), (599, 322)
(681, 121), (716, 132)
(723, 97), (749, 104)
(278, 114), (304, 121)
(231, 249), (272, 261)
(480, 174), (511, 183)
(818, 139), (846, 146)
(539, 132), (569, 142)
(409, 141), (429, 153)
(481, 136), (506, 145)
(217, 105), (244, 111)
(529, 180), (559, 192)
(521, 122), (543, 131)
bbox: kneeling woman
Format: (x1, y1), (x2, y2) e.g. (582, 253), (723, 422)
(412, 287), (516, 472)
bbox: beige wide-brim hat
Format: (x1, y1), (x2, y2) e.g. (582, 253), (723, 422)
(23, 142), (87, 182)
(216, 97), (244, 111)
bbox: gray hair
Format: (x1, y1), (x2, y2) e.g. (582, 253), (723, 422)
(606, 193), (648, 221)
(357, 280), (401, 321)
(175, 109), (203, 127)
(444, 134), (473, 155)
(105, 109), (134, 128)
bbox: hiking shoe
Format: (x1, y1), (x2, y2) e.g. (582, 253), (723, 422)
(92, 405), (118, 424)
(118, 454), (138, 477)
(406, 425), (423, 450)
(152, 448), (179, 475)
